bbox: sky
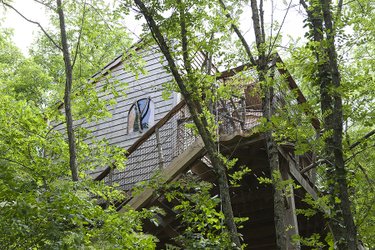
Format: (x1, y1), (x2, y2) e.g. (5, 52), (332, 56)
(2, 0), (50, 55)
(2, 0), (307, 57)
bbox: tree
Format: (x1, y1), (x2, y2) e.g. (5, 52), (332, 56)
(2, 0), (372, 248)
(0, 60), (156, 248)
(1, 0), (135, 181)
(0, 2), (156, 248)
(218, 0), (295, 247)
(56, 0), (79, 181)
(298, 0), (359, 248)
(132, 0), (243, 247)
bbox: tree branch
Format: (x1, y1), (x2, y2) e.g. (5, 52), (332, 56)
(335, 0), (343, 24)
(1, 0), (62, 51)
(300, 159), (328, 174)
(260, 0), (265, 42)
(72, 0), (87, 69)
(133, 0), (241, 246)
(57, 0), (78, 181)
(32, 0), (56, 11)
(177, 0), (191, 73)
(218, 0), (256, 65)
(349, 129), (375, 150)
(266, 0), (293, 59)
(0, 157), (34, 172)
(250, 0), (263, 48)
(299, 0), (308, 10)
(345, 143), (375, 163)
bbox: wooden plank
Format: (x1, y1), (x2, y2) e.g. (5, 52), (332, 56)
(278, 146), (318, 200)
(280, 159), (301, 249)
(123, 132), (266, 210)
(122, 138), (206, 210)
(123, 187), (154, 211)
(191, 160), (216, 182)
(289, 164), (318, 201)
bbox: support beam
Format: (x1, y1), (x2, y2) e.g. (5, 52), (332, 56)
(122, 138), (206, 211)
(278, 146), (318, 200)
(280, 158), (301, 249)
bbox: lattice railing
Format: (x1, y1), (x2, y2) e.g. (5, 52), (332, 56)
(100, 99), (262, 191)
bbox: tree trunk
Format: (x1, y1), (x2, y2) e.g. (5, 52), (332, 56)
(133, 0), (241, 247)
(57, 0), (78, 181)
(249, 0), (288, 248)
(303, 0), (357, 247)
(320, 0), (358, 248)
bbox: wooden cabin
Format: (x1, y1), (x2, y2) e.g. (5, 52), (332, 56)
(58, 44), (327, 249)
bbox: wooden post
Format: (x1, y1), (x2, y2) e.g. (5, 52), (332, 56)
(108, 167), (113, 186)
(155, 127), (164, 169)
(219, 100), (237, 132)
(241, 97), (246, 128)
(280, 157), (301, 250)
(229, 97), (245, 131)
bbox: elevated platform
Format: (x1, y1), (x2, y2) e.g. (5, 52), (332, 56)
(119, 131), (326, 249)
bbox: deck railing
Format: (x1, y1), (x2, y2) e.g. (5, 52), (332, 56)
(98, 98), (262, 191)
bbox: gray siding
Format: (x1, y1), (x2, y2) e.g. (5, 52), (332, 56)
(56, 47), (178, 177)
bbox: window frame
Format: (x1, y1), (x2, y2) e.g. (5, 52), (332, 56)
(127, 97), (154, 134)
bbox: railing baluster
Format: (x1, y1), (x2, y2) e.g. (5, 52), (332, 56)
(155, 127), (164, 169)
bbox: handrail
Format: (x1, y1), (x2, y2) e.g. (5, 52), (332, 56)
(217, 53), (321, 131)
(94, 99), (186, 181)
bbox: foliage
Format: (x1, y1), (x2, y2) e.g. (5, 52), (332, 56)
(0, 4), (156, 249)
(0, 93), (156, 248)
(163, 176), (237, 249)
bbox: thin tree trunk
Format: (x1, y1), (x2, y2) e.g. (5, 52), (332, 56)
(133, 0), (241, 247)
(250, 0), (288, 248)
(57, 0), (78, 181)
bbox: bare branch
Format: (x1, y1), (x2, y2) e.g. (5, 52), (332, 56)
(346, 143), (375, 163)
(218, 0), (256, 65)
(250, 0), (264, 53)
(266, 0), (293, 59)
(357, 162), (374, 187)
(57, 0), (78, 181)
(32, 0), (56, 11)
(259, 0), (265, 43)
(300, 159), (328, 174)
(72, 1), (87, 69)
(336, 0), (343, 22)
(299, 0), (308, 10)
(268, 0), (275, 54)
(1, 0), (62, 51)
